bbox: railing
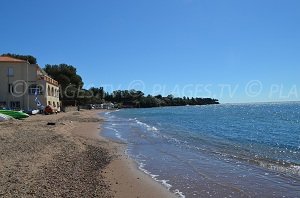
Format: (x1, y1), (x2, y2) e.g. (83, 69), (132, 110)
(40, 76), (59, 86)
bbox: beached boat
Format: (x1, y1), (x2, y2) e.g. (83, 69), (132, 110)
(0, 113), (13, 121)
(26, 109), (40, 115)
(31, 109), (40, 115)
(0, 110), (29, 119)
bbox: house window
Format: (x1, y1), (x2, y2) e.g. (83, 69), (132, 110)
(28, 84), (43, 95)
(10, 101), (20, 110)
(7, 68), (14, 77)
(0, 101), (6, 108)
(47, 86), (50, 96)
(8, 84), (14, 93)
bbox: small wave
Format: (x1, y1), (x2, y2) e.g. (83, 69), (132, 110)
(131, 118), (159, 132)
(174, 189), (186, 198)
(162, 135), (187, 146)
(138, 162), (172, 189)
(137, 162), (185, 197)
(257, 161), (300, 177)
(193, 144), (300, 177)
(104, 127), (125, 141)
(150, 126), (158, 131)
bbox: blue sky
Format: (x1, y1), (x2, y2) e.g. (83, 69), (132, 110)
(1, 0), (299, 103)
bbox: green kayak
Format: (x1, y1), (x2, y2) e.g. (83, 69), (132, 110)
(0, 110), (29, 119)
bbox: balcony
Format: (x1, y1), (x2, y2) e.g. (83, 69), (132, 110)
(40, 76), (59, 86)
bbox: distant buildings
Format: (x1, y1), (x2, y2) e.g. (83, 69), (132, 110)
(0, 56), (60, 111)
(101, 102), (115, 109)
(92, 103), (115, 109)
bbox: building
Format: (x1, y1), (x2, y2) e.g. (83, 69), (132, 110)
(101, 102), (115, 109)
(0, 56), (60, 111)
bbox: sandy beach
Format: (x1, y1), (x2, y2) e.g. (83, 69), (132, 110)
(0, 110), (175, 198)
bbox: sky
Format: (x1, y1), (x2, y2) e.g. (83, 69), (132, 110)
(1, 0), (300, 103)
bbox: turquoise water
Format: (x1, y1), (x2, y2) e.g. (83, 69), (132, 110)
(102, 103), (300, 197)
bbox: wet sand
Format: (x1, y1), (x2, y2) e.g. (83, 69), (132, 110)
(0, 110), (175, 198)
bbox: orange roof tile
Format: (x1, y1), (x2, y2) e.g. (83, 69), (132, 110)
(0, 56), (27, 63)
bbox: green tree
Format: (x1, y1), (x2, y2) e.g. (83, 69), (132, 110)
(44, 64), (84, 102)
(44, 64), (83, 88)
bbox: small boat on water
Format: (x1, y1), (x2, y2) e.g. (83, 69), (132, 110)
(0, 113), (13, 121)
(0, 110), (29, 119)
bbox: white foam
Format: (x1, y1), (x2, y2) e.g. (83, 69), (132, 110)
(174, 189), (186, 198)
(290, 165), (300, 175)
(170, 137), (181, 144)
(105, 126), (118, 132)
(133, 119), (159, 132)
(104, 127), (125, 141)
(258, 161), (300, 176)
(162, 135), (184, 145)
(138, 162), (173, 190)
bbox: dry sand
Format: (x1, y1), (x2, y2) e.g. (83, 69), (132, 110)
(0, 110), (176, 198)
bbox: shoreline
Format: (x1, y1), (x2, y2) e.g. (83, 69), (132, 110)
(0, 109), (175, 197)
(85, 110), (177, 198)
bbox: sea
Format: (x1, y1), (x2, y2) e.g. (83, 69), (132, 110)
(101, 102), (300, 198)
